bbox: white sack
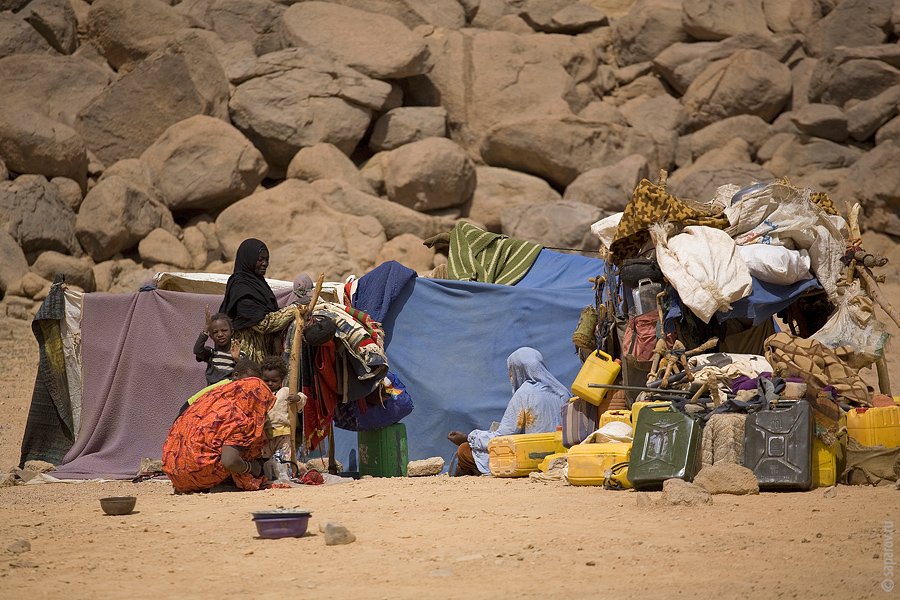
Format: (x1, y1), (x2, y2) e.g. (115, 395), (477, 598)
(736, 245), (813, 285)
(651, 224), (753, 323)
(590, 212), (623, 250)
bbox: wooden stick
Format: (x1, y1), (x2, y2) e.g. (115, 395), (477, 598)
(876, 356), (892, 396)
(857, 265), (900, 330)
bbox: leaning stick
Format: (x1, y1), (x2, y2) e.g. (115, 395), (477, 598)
(857, 265), (900, 330)
(287, 273), (326, 471)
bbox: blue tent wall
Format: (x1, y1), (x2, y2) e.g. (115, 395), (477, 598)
(332, 250), (605, 468)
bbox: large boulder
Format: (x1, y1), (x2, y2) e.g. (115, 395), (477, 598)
(876, 115), (900, 146)
(229, 48), (391, 176)
(480, 116), (671, 188)
(0, 175), (80, 256)
(653, 33), (802, 95)
(682, 0), (769, 41)
(0, 54), (110, 127)
(522, 2), (609, 34)
(620, 94), (688, 135)
(138, 228), (193, 269)
(140, 115), (267, 212)
(404, 29), (574, 155)
(310, 179), (456, 240)
(31, 251), (95, 292)
(612, 0), (689, 66)
(21, 0), (78, 54)
(845, 85), (900, 142)
(86, 0), (192, 69)
(76, 31), (229, 167)
(678, 115), (772, 166)
(0, 107), (88, 190)
(280, 1), (430, 79)
(790, 56), (818, 110)
(764, 136), (862, 178)
(75, 176), (176, 261)
(177, 0), (285, 55)
(0, 12), (53, 59)
(382, 138), (476, 212)
(681, 49), (792, 129)
(563, 154), (649, 212)
(804, 0), (892, 58)
(369, 107), (447, 152)
(502, 200), (604, 252)
(0, 230), (28, 296)
(669, 162), (775, 203)
(812, 59), (900, 108)
(790, 103), (848, 143)
(286, 144), (373, 194)
(375, 233), (435, 272)
(215, 180), (387, 281)
(838, 141), (900, 236)
(321, 0), (466, 29)
(467, 166), (561, 233)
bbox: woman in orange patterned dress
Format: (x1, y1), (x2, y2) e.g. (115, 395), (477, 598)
(162, 364), (276, 493)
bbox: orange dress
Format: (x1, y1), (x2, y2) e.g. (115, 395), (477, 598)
(162, 378), (276, 493)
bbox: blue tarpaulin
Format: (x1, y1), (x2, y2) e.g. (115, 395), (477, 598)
(334, 250), (605, 466)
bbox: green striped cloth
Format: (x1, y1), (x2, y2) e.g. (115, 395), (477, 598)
(446, 222), (542, 285)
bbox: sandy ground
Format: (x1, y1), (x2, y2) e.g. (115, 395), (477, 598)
(1, 280), (899, 600)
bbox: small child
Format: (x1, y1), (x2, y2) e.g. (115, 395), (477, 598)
(194, 307), (243, 385)
(260, 355), (306, 461)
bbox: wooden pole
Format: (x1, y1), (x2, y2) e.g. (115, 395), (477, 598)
(287, 273), (326, 472)
(856, 265), (900, 330)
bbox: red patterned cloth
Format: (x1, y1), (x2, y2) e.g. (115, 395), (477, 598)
(162, 378), (275, 493)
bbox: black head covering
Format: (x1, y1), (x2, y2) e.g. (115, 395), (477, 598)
(218, 238), (278, 330)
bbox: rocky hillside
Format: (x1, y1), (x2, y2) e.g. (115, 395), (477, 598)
(1, 0), (899, 318)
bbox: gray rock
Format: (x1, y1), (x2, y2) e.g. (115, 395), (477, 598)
(319, 521), (356, 546)
(653, 32), (802, 95)
(406, 456), (445, 477)
(764, 136), (862, 178)
(0, 107), (88, 190)
(694, 463), (760, 495)
(0, 157), (6, 181)
(612, 0), (689, 66)
(795, 167), (849, 197)
(468, 166), (561, 233)
(682, 49), (792, 129)
(661, 478), (712, 506)
(376, 234), (435, 273)
(0, 54), (111, 127)
(620, 94), (688, 135)
(875, 115), (900, 146)
(563, 155), (649, 212)
(501, 200), (603, 252)
(669, 162), (775, 204)
(181, 225), (215, 269)
(86, 0), (192, 69)
(383, 138), (476, 212)
(790, 57), (818, 110)
(24, 460), (57, 473)
(92, 258), (155, 293)
(22, 0), (78, 54)
(837, 141), (900, 236)
(404, 28), (575, 156)
(680, 115), (773, 165)
(545, 3), (608, 34)
(31, 251), (95, 292)
(76, 31), (230, 167)
(287, 144), (373, 194)
(216, 179), (386, 281)
(845, 86), (900, 142)
(229, 48), (388, 176)
(0, 175), (80, 256)
(756, 132), (795, 163)
(140, 115), (268, 212)
(832, 44), (900, 71)
(280, 1), (429, 79)
(813, 59), (900, 107)
(75, 176), (176, 261)
(578, 101), (627, 124)
(0, 230), (28, 296)
(369, 107), (447, 152)
(312, 179), (455, 239)
(138, 228), (192, 269)
(761, 0), (793, 33)
(804, 0), (892, 58)
(7, 540), (31, 554)
(682, 0), (769, 41)
(0, 12), (53, 59)
(178, 0), (285, 55)
(481, 116), (672, 188)
(790, 103), (848, 143)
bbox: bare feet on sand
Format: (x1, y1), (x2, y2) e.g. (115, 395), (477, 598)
(447, 431), (467, 446)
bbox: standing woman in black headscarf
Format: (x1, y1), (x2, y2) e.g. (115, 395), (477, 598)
(219, 239), (296, 363)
